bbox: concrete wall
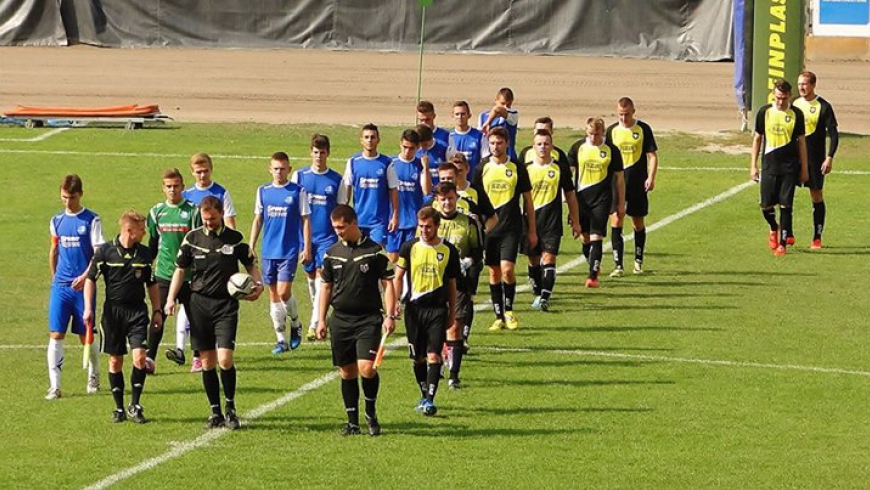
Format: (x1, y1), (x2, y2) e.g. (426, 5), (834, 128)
(806, 36), (870, 61)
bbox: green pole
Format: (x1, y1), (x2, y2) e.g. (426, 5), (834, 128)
(416, 4), (427, 104)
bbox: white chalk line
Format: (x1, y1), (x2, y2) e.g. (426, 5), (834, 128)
(481, 347), (870, 378)
(0, 127), (69, 142)
(79, 180), (746, 488)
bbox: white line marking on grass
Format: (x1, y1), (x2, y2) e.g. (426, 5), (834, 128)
(80, 180), (746, 488)
(480, 347), (870, 378)
(659, 167), (870, 175)
(0, 148), (307, 160)
(82, 339), (405, 490)
(0, 127), (69, 142)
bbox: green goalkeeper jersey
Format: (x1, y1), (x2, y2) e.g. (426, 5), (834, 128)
(147, 200), (201, 281)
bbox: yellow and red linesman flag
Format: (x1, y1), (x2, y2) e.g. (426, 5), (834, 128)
(82, 317), (94, 369)
(373, 331), (389, 370)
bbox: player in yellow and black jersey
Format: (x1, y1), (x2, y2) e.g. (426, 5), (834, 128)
(471, 127), (535, 331)
(750, 79), (808, 256)
(518, 116), (570, 170)
(394, 207), (460, 416)
(433, 181), (482, 389)
(793, 71), (839, 249)
(521, 129), (580, 311)
(605, 98), (659, 276)
(568, 117), (624, 288)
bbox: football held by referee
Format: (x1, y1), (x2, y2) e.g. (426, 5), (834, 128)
(165, 196), (264, 430)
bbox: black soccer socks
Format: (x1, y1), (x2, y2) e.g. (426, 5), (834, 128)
(528, 264), (542, 296)
(813, 201), (826, 240)
(489, 283), (505, 320)
(341, 377), (360, 426)
(361, 374), (379, 420)
(541, 264), (556, 301)
(762, 208), (778, 231)
(202, 368), (222, 414)
(109, 371), (125, 410)
(589, 240), (603, 279)
(611, 226), (624, 268)
(130, 366), (146, 407)
(634, 228), (647, 265)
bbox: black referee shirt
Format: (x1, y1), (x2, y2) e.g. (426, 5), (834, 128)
(88, 237), (155, 306)
(321, 236), (394, 315)
(176, 225), (254, 299)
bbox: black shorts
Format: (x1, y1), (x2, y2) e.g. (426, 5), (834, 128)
(455, 290), (473, 322)
(188, 292), (238, 351)
(329, 311), (381, 367)
(579, 199), (611, 237)
(157, 278), (191, 310)
(760, 172), (797, 207)
(484, 232), (520, 266)
(404, 303), (447, 361)
(800, 160), (825, 190)
(100, 303), (148, 356)
(521, 231), (561, 256)
(623, 179), (649, 218)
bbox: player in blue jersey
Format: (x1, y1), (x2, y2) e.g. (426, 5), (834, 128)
(342, 123), (400, 246)
(448, 100), (484, 176)
(183, 152), (238, 230)
(479, 87), (519, 161)
(415, 124), (447, 187)
(417, 100), (450, 150)
(387, 129), (432, 262)
(179, 152), (237, 372)
(46, 174), (105, 400)
(250, 152), (312, 354)
(291, 134), (347, 341)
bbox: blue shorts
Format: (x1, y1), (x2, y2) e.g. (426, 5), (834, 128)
(360, 224), (388, 246)
(261, 256), (299, 285)
(48, 283), (93, 335)
(386, 227), (417, 253)
(303, 239), (338, 273)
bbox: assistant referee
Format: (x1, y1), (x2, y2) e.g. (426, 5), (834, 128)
(165, 196), (264, 430)
(316, 204), (396, 436)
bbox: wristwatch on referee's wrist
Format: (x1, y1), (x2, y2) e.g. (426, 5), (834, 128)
(387, 313), (398, 321)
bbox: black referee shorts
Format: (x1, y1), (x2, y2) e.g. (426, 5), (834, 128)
(404, 303), (447, 361)
(760, 171), (798, 208)
(188, 292), (238, 351)
(329, 311), (382, 367)
(157, 278), (191, 311)
(100, 303), (149, 356)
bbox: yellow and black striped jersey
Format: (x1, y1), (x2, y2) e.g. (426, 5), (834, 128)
(754, 104), (806, 175)
(792, 96), (839, 166)
(605, 121), (657, 184)
(567, 140), (624, 207)
(397, 238), (460, 306)
(525, 159), (575, 236)
(471, 158), (531, 237)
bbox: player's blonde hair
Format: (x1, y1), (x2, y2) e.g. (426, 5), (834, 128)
(189, 152), (213, 169)
(585, 117), (605, 133)
(162, 168), (183, 181)
(119, 209), (146, 227)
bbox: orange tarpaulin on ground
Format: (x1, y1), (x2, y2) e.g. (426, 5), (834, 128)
(2, 104), (160, 117)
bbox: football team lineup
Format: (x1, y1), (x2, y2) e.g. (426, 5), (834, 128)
(3, 46), (870, 488)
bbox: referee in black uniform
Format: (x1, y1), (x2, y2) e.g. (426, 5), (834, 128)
(165, 196), (263, 430)
(316, 205), (396, 436)
(84, 210), (162, 423)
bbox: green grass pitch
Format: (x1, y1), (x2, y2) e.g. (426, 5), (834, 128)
(1, 123), (869, 489)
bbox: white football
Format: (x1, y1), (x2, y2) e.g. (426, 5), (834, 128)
(227, 272), (254, 299)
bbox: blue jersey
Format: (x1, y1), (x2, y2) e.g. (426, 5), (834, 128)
(50, 208), (105, 285)
(433, 127), (450, 153)
(255, 182), (310, 259)
(343, 153), (398, 228)
(449, 127), (484, 176)
(292, 166), (344, 245)
(417, 142), (448, 187)
(479, 108), (519, 160)
(390, 156), (426, 230)
(182, 181), (237, 218)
